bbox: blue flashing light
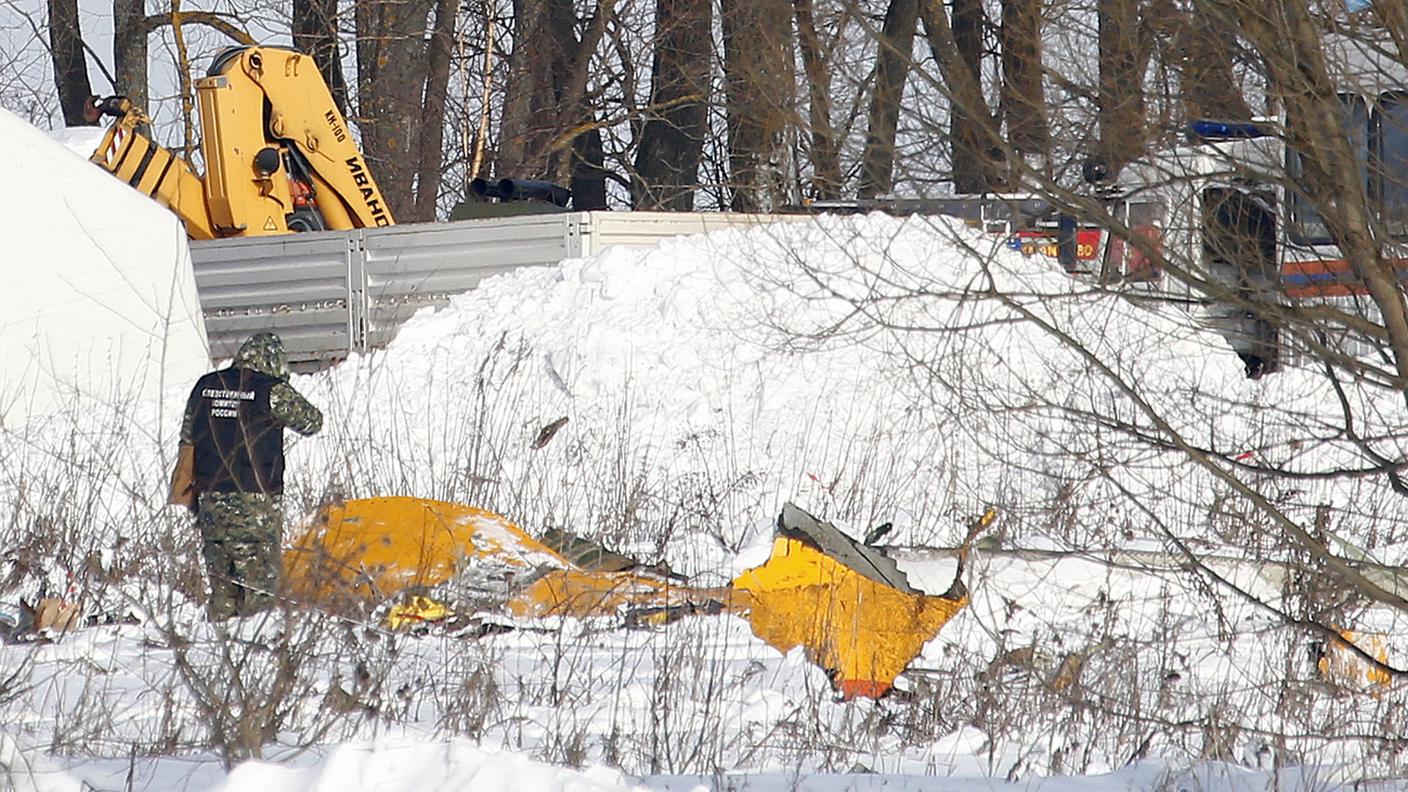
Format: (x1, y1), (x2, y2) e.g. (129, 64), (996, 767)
(1188, 120), (1267, 139)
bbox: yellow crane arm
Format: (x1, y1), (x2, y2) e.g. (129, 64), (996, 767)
(200, 46), (395, 232)
(89, 99), (219, 240)
(90, 46), (394, 239)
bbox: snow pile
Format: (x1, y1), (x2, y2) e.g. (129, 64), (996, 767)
(6, 729), (1355, 792)
(48, 126), (107, 159)
(1, 736), (650, 792)
(0, 734), (81, 792)
(300, 212), (1403, 575)
(216, 738), (649, 792)
(0, 109), (208, 429)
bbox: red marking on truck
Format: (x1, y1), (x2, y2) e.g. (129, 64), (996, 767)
(1281, 259), (1408, 298)
(1105, 225), (1164, 282)
(1012, 229), (1103, 260)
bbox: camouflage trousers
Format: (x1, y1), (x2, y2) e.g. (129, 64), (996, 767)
(195, 492), (284, 619)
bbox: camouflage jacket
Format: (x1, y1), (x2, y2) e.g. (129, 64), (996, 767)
(180, 332), (323, 444)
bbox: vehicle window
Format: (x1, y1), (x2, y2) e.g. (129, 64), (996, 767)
(1288, 94), (1369, 244)
(1375, 92), (1408, 238)
(1204, 188), (1277, 288)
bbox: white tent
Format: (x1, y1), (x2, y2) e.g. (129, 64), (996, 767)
(0, 107), (209, 428)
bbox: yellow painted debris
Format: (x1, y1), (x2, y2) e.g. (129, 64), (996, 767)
(285, 496), (982, 700)
(385, 595), (455, 629)
(1318, 629), (1393, 689)
(731, 535), (967, 699)
(506, 568), (706, 619)
(284, 496), (569, 604)
(285, 497), (699, 618)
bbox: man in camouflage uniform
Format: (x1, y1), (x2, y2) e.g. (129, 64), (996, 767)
(180, 333), (322, 619)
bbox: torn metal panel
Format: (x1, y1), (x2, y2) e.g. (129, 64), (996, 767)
(776, 502), (918, 593)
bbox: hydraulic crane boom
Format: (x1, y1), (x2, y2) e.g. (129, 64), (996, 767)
(90, 45), (395, 239)
(89, 98), (219, 239)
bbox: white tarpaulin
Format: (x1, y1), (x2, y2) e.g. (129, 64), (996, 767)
(0, 107), (209, 428)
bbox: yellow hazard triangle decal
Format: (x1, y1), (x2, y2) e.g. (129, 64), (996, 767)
(263, 216), (277, 231)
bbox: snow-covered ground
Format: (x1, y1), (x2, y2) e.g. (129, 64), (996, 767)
(3, 212), (1406, 790)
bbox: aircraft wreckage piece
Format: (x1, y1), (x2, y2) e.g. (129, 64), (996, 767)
(731, 503), (988, 699)
(286, 497), (989, 700)
(284, 497), (572, 607)
(284, 497), (709, 616)
(1317, 628), (1393, 689)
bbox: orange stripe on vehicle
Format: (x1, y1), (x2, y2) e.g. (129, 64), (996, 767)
(1281, 259), (1408, 298)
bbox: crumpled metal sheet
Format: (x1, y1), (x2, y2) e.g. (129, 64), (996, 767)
(775, 502), (918, 594)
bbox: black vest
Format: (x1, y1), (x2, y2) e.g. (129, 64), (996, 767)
(189, 367), (285, 495)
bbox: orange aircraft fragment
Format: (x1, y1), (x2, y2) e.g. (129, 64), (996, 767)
(285, 496), (716, 618)
(506, 569), (717, 619)
(285, 496), (987, 700)
(1318, 629), (1393, 689)
(284, 496), (570, 606)
(730, 503), (987, 699)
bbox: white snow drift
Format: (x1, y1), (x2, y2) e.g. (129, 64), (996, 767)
(0, 108), (208, 428)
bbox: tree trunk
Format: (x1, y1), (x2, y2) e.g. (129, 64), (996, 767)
(1175, 0), (1251, 122)
(859, 0), (919, 199)
(721, 0), (796, 211)
(548, 0), (615, 187)
(634, 0), (712, 210)
(572, 128), (609, 209)
(411, 0), (457, 222)
(355, 0), (435, 216)
(954, 0), (1000, 191)
(113, 0), (147, 111)
(496, 0), (577, 178)
(495, 0), (547, 175)
(293, 0), (347, 114)
(794, 0), (840, 200)
(918, 0), (1002, 192)
(48, 0), (94, 126)
(170, 0), (198, 158)
(999, 0), (1048, 176)
(1097, 0), (1149, 176)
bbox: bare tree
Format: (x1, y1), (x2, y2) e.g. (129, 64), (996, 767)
(858, 0), (918, 198)
(112, 0), (146, 110)
(107, 7), (252, 132)
(998, 0), (1048, 176)
(496, 0), (570, 177)
(1096, 0), (1160, 176)
(916, 0), (1006, 192)
(551, 0), (616, 201)
(47, 0), (94, 126)
(356, 0), (437, 216)
(634, 0), (712, 210)
(412, 0), (458, 222)
(1172, 0), (1251, 122)
(494, 0), (614, 200)
(292, 0), (347, 114)
(793, 0), (842, 200)
(721, 0), (796, 211)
